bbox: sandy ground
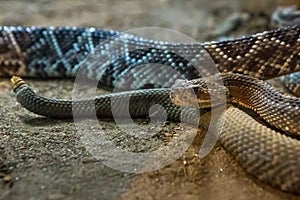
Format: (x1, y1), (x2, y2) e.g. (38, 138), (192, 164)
(0, 0), (299, 199)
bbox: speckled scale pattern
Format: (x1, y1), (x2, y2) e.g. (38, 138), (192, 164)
(223, 73), (300, 136)
(218, 107), (300, 193)
(0, 26), (299, 91)
(204, 26), (300, 78)
(0, 26), (125, 77)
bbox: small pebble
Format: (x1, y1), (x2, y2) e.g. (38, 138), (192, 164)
(3, 175), (12, 182)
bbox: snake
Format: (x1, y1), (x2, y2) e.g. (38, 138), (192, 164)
(171, 73), (300, 193)
(1, 22), (300, 194)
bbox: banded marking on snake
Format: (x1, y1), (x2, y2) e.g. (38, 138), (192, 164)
(2, 25), (300, 194)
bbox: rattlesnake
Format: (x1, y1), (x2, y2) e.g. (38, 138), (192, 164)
(2, 24), (299, 193)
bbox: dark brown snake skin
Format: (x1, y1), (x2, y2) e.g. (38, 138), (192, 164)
(3, 25), (300, 194)
(172, 73), (300, 135)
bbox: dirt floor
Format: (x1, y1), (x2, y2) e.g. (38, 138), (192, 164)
(0, 0), (299, 199)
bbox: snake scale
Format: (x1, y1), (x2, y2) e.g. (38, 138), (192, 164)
(1, 25), (299, 194)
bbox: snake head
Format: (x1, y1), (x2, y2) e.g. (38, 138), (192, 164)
(170, 75), (228, 108)
(171, 79), (210, 108)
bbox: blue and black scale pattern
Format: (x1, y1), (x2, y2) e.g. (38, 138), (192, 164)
(0, 25), (299, 91)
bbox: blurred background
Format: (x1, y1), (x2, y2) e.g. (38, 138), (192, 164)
(0, 0), (289, 41)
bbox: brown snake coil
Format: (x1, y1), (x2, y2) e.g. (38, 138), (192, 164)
(171, 73), (300, 193)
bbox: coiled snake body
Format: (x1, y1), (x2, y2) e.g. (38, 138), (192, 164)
(2, 25), (300, 193)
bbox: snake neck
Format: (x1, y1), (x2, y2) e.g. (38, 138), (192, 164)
(219, 73), (289, 107)
(222, 73), (300, 135)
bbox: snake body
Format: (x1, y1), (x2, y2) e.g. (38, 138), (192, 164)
(171, 72), (300, 194)
(1, 26), (299, 91)
(171, 73), (300, 136)
(219, 106), (300, 193)
(4, 25), (300, 194)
